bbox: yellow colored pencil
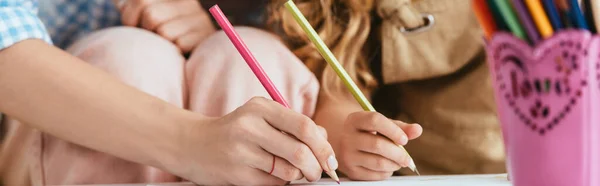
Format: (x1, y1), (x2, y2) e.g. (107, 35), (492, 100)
(525, 0), (554, 38)
(283, 0), (420, 175)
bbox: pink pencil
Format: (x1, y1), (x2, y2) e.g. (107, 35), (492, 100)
(208, 5), (290, 108)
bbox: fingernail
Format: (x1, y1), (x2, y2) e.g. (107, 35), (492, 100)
(327, 155), (338, 171)
(400, 135), (408, 145)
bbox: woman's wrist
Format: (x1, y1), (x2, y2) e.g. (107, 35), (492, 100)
(157, 108), (214, 178)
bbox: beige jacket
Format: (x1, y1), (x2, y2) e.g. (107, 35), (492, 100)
(374, 0), (506, 175)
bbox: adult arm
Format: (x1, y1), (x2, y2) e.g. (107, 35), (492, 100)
(0, 0), (198, 174)
(0, 39), (196, 172)
(0, 2), (338, 184)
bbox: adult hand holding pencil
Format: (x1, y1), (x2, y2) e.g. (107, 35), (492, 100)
(208, 5), (341, 184)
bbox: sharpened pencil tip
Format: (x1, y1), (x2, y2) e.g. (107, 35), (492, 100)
(408, 158), (420, 175)
(328, 171), (340, 184)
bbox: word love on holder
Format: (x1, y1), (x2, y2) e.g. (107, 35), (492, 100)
(486, 30), (600, 186)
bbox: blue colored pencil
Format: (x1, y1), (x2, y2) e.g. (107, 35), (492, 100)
(568, 0), (590, 30)
(542, 0), (564, 30)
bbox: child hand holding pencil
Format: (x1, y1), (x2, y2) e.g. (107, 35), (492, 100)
(314, 99), (423, 180)
(280, 0), (424, 180)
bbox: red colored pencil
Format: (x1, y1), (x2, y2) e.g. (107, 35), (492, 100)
(472, 0), (498, 39)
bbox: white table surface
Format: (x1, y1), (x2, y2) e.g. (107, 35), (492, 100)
(60, 174), (511, 186)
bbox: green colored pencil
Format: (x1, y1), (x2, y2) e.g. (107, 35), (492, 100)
(493, 0), (529, 40)
(284, 0), (420, 175)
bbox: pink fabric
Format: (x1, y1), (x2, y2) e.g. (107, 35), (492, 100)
(0, 26), (319, 185)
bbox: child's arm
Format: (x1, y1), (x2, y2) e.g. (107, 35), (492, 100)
(313, 93), (365, 151)
(313, 90), (422, 180)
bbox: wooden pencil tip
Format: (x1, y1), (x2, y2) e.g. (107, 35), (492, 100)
(327, 171), (340, 184)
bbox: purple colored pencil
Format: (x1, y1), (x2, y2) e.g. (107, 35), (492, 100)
(511, 0), (541, 44)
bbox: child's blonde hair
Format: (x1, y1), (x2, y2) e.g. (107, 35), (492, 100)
(267, 0), (378, 95)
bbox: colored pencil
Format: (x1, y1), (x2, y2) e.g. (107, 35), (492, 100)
(556, 0), (574, 28)
(209, 5), (289, 108)
(511, 0), (541, 43)
(472, 0), (498, 39)
(492, 0), (529, 40)
(582, 0), (596, 32)
(525, 0), (554, 38)
(208, 4), (341, 183)
(283, 0), (422, 175)
(542, 0), (564, 30)
(568, 0), (590, 30)
(488, 0), (510, 31)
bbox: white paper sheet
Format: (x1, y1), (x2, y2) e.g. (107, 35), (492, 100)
(290, 174), (510, 186)
(61, 174), (510, 186)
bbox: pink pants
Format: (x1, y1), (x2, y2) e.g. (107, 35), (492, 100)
(0, 26), (319, 185)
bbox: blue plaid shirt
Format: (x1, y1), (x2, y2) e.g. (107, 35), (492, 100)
(0, 0), (121, 125)
(0, 0), (121, 50)
(0, 0), (52, 49)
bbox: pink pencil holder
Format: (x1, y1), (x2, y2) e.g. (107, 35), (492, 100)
(486, 30), (600, 186)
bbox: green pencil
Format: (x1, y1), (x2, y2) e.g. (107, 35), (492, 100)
(493, 0), (529, 41)
(284, 0), (420, 175)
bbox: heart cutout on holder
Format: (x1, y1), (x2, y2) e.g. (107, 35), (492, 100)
(488, 31), (594, 136)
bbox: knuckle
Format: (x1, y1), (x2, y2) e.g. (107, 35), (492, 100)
(282, 166), (301, 181)
(292, 145), (310, 165)
(367, 112), (384, 126)
(246, 97), (268, 109)
(142, 9), (160, 27)
(371, 138), (385, 153)
(297, 117), (316, 139)
(374, 158), (387, 170)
